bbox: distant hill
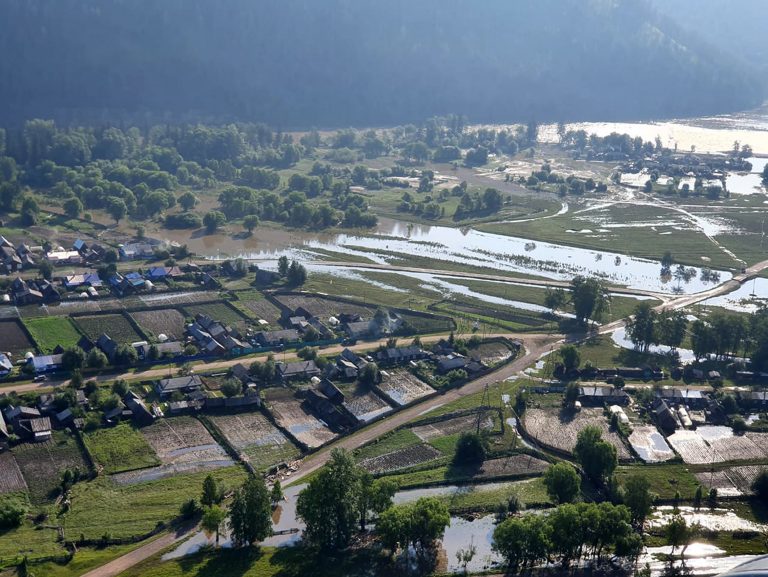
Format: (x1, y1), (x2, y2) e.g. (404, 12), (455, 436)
(650, 0), (768, 78)
(0, 0), (762, 127)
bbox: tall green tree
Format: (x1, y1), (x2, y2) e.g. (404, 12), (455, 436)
(296, 448), (363, 550)
(201, 505), (227, 545)
(573, 426), (617, 484)
(623, 475), (655, 526)
(570, 276), (610, 326)
(543, 463), (580, 504)
(626, 302), (658, 352)
(228, 476), (272, 547)
(201, 474), (222, 508)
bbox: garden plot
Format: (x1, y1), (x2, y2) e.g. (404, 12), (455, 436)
(274, 294), (373, 320)
(473, 454), (550, 480)
(629, 426), (675, 463)
(523, 408), (632, 460)
(695, 470), (742, 497)
(667, 427), (768, 465)
(131, 308), (187, 340)
(666, 430), (719, 465)
(207, 412), (300, 472)
(115, 417), (233, 484)
(0, 452), (27, 494)
(376, 369), (435, 406)
(74, 313), (145, 343)
(266, 392), (337, 449)
(411, 411), (495, 442)
(359, 443), (442, 474)
(0, 319), (35, 357)
(232, 293), (282, 325)
(13, 431), (88, 502)
(138, 290), (220, 306)
(725, 465), (765, 494)
(183, 302), (248, 331)
(471, 341), (514, 365)
(337, 384), (392, 423)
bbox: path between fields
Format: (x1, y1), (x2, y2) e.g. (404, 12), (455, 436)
(79, 528), (190, 577)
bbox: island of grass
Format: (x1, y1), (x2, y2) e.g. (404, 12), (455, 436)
(83, 423), (161, 475)
(23, 316), (84, 353)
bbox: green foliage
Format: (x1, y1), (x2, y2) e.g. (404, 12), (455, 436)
(570, 276), (610, 325)
(228, 476), (273, 547)
(83, 423), (160, 474)
(573, 425), (617, 484)
(201, 505), (227, 544)
(221, 378), (242, 398)
(201, 475), (223, 508)
(622, 474), (655, 525)
(0, 494), (28, 528)
(61, 346), (86, 371)
(751, 469), (768, 501)
(543, 462), (580, 504)
(452, 432), (488, 465)
(377, 497), (450, 555)
(203, 210), (226, 233)
(296, 449), (363, 550)
(559, 345), (580, 372)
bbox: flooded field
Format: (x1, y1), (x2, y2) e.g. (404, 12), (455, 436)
(629, 425), (675, 463)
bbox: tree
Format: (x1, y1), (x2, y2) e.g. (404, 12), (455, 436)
(63, 196), (83, 218)
(0, 495), (28, 529)
(38, 260), (53, 281)
(271, 480), (284, 506)
(106, 197), (127, 224)
(626, 302), (658, 352)
(201, 474), (222, 508)
(61, 346), (85, 371)
(359, 362), (380, 385)
(113, 344), (137, 366)
(573, 426), (617, 483)
(243, 214), (259, 234)
(751, 469), (768, 501)
(661, 251), (674, 270)
(570, 276), (610, 326)
(201, 505), (226, 545)
(657, 310), (688, 350)
(558, 345), (580, 372)
(544, 287), (567, 313)
(286, 260), (307, 286)
(228, 476), (272, 547)
(178, 191), (198, 211)
(296, 449), (363, 550)
(111, 379), (129, 397)
(564, 382), (580, 405)
(623, 475), (655, 526)
(203, 210), (226, 233)
(221, 378), (242, 398)
(358, 474), (397, 531)
(277, 255), (289, 277)
(543, 463), (580, 504)
(665, 513), (698, 561)
(86, 348), (108, 369)
(453, 432), (487, 466)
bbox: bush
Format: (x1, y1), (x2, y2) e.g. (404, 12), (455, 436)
(0, 495), (28, 528)
(453, 432), (488, 466)
(165, 212), (203, 229)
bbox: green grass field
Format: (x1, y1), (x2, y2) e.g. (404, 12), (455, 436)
(23, 316), (84, 354)
(65, 466), (248, 540)
(83, 423), (161, 475)
(118, 546), (380, 577)
(615, 464), (700, 500)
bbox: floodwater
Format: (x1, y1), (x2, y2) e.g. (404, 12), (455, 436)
(537, 109), (768, 154)
(649, 506), (764, 533)
(727, 157), (768, 196)
(705, 277), (768, 313)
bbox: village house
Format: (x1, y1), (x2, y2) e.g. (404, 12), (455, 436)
(254, 329), (300, 348)
(657, 388), (709, 410)
(136, 341), (183, 360)
(46, 249), (83, 266)
(119, 242), (156, 260)
(652, 398), (679, 434)
(578, 385), (630, 406)
(156, 375), (204, 398)
(277, 360), (321, 382)
(436, 353), (468, 374)
(123, 391), (154, 424)
(374, 346), (428, 366)
(64, 273), (103, 290)
(29, 353), (64, 373)
(97, 334), (119, 361)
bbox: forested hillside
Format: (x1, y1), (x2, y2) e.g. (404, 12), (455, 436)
(0, 0), (762, 127)
(651, 0), (768, 77)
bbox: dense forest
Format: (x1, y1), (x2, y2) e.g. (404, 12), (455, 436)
(0, 0), (763, 128)
(652, 0), (768, 77)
